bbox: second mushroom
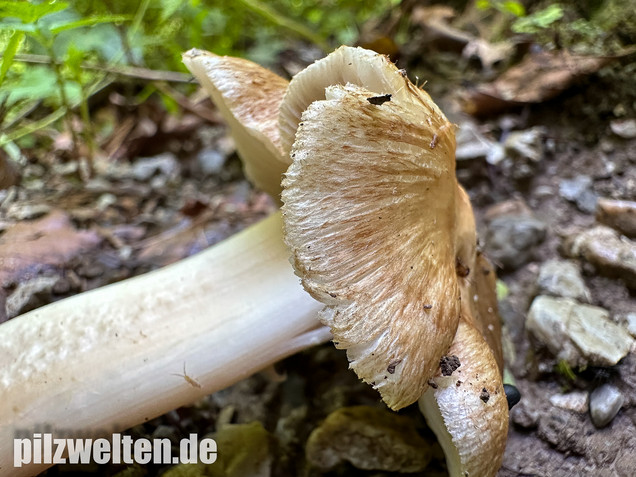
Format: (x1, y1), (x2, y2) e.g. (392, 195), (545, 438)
(184, 45), (509, 477)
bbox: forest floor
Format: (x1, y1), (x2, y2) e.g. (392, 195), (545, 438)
(2, 3), (635, 477)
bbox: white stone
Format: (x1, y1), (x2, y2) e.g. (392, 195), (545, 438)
(549, 391), (588, 413)
(526, 296), (634, 367)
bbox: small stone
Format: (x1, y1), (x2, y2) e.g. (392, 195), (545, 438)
(596, 198), (636, 238)
(455, 121), (494, 160)
(526, 296), (634, 368)
(6, 275), (60, 318)
(536, 259), (591, 302)
(504, 127), (545, 163)
(197, 149), (228, 175)
(623, 313), (636, 338)
(96, 193), (117, 211)
(511, 402), (539, 429)
(5, 203), (51, 220)
(52, 161), (79, 176)
(305, 406), (433, 472)
(132, 153), (180, 182)
(610, 118), (636, 139)
(562, 225), (636, 289)
(484, 200), (547, 270)
(559, 175), (598, 214)
(487, 127), (546, 180)
(589, 384), (624, 428)
(549, 391), (589, 413)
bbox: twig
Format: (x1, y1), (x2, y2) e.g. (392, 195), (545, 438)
(152, 82), (219, 124)
(9, 54), (192, 83)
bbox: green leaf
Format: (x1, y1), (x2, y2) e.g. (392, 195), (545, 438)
(556, 360), (577, 381)
(64, 45), (84, 78)
(0, 30), (24, 86)
(512, 4), (564, 33)
(496, 279), (509, 301)
(476, 0), (492, 10)
(0, 0), (68, 23)
(48, 14), (131, 34)
(502, 1), (525, 17)
(159, 0), (183, 21)
(1, 66), (58, 104)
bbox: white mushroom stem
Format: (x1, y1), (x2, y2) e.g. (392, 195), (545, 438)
(418, 322), (508, 477)
(0, 212), (326, 477)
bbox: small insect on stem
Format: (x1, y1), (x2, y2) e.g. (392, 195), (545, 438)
(430, 122), (453, 149)
(367, 94), (392, 106)
(172, 362), (202, 389)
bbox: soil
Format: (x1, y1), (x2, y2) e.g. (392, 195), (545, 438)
(3, 30), (635, 477)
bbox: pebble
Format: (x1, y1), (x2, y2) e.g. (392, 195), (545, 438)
(132, 153), (180, 182)
(549, 391), (589, 413)
(487, 127), (546, 180)
(559, 175), (598, 214)
(197, 148), (228, 175)
(305, 406), (433, 472)
(484, 200), (547, 270)
(589, 384), (624, 428)
(504, 127), (545, 163)
(511, 402), (540, 429)
(623, 313), (636, 338)
(455, 120), (493, 160)
(536, 259), (591, 302)
(610, 118), (636, 139)
(526, 295), (634, 368)
(5, 203), (51, 220)
(596, 198), (636, 238)
(562, 226), (636, 289)
(5, 275), (60, 318)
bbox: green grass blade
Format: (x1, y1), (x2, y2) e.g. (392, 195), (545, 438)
(0, 30), (24, 86)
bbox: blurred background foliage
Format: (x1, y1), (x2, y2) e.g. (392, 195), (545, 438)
(0, 0), (400, 150)
(0, 0), (632, 162)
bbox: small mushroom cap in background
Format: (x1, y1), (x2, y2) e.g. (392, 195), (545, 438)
(182, 48), (290, 198)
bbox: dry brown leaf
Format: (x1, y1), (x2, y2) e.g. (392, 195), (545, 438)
(0, 210), (101, 286)
(463, 50), (614, 116)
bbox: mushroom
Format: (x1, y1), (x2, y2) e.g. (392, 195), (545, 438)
(188, 45), (509, 475)
(0, 46), (508, 477)
(277, 47), (509, 475)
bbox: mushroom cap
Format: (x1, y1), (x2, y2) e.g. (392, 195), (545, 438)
(282, 80), (459, 410)
(279, 46), (454, 156)
(182, 48), (289, 198)
(279, 46), (428, 155)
